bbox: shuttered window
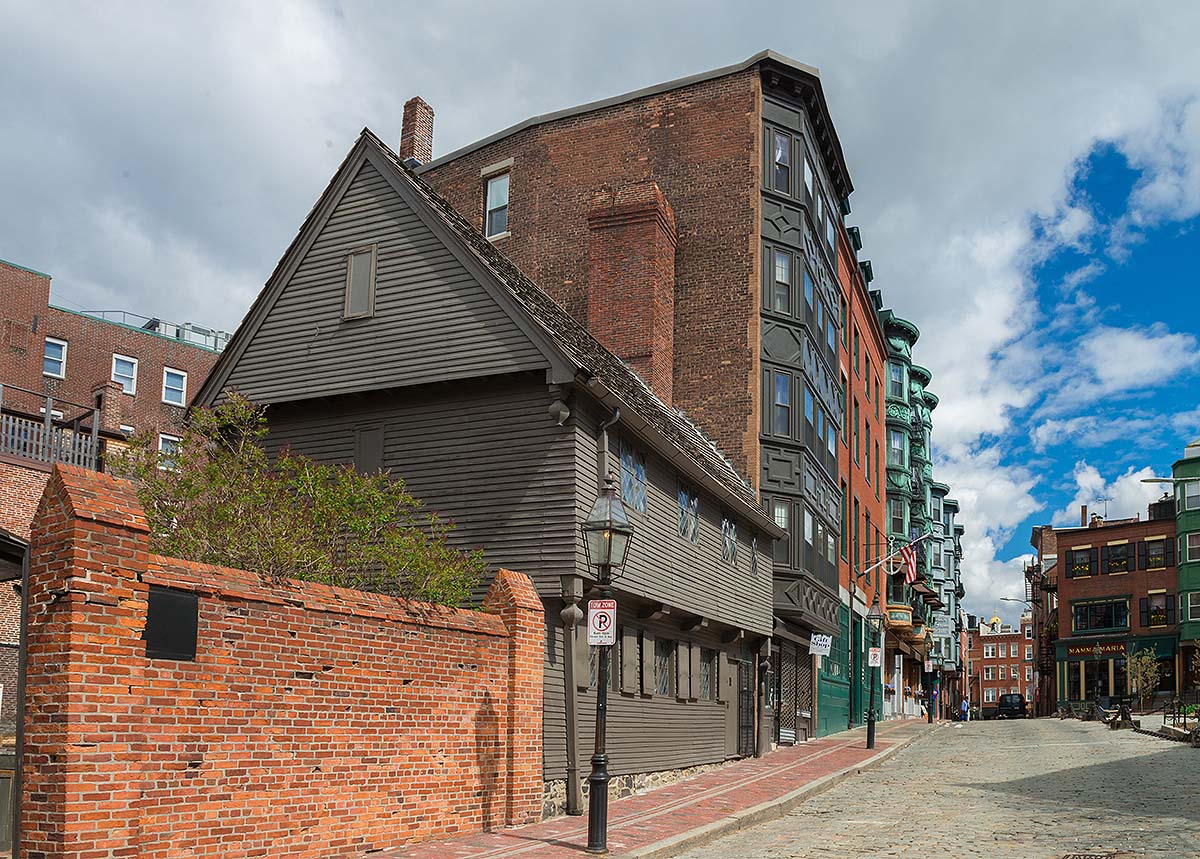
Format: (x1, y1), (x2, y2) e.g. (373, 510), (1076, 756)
(344, 245), (377, 319)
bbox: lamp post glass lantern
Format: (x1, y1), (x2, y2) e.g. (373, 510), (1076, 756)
(866, 604), (883, 749)
(580, 473), (635, 854)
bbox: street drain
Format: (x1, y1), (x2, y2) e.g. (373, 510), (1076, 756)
(1060, 854), (1118, 859)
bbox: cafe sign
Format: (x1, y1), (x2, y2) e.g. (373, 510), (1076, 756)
(1066, 641), (1125, 657)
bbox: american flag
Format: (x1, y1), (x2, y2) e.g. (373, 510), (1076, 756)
(900, 542), (919, 585)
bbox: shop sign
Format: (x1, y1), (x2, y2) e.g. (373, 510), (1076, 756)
(1066, 641), (1124, 657)
(810, 634), (833, 657)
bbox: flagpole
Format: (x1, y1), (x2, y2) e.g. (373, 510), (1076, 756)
(858, 530), (935, 580)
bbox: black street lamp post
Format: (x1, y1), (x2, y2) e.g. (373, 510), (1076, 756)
(866, 604), (883, 750)
(580, 473), (635, 855)
(1093, 641), (1103, 713)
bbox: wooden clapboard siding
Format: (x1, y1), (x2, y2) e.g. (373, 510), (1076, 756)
(262, 373), (576, 591)
(571, 397), (774, 636)
(222, 160), (548, 404)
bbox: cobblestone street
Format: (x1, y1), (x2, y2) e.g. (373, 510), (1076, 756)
(675, 719), (1200, 859)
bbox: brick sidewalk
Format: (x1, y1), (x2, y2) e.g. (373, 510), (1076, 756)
(378, 719), (935, 859)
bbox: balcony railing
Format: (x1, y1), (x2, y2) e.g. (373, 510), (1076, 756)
(0, 384), (100, 470)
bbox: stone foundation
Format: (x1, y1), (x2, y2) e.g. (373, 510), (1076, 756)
(542, 759), (736, 819)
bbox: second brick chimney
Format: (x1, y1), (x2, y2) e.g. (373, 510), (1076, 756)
(586, 182), (677, 405)
(398, 97), (434, 165)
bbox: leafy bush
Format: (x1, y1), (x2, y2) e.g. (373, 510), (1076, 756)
(107, 393), (484, 606)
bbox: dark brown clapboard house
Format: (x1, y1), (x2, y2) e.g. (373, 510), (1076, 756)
(194, 129), (782, 813)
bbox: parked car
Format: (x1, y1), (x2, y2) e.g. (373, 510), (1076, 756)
(997, 693), (1028, 718)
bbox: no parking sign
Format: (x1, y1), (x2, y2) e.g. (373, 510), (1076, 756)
(587, 599), (617, 645)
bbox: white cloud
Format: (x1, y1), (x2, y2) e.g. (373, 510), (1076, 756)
(1050, 462), (1165, 527)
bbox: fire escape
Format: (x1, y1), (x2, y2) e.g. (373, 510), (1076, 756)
(1025, 559), (1057, 713)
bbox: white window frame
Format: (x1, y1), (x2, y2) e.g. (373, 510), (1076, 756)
(998, 666), (1006, 680)
(1189, 533), (1200, 563)
(998, 643), (1006, 658)
(984, 687), (996, 703)
(43, 337), (68, 379)
(1186, 481), (1200, 512)
(1025, 645), (1033, 660)
(1188, 592), (1200, 622)
(484, 172), (510, 239)
(111, 354), (139, 395)
(162, 367), (188, 406)
(983, 644), (996, 659)
(158, 433), (181, 469)
(1025, 666), (1032, 682)
(119, 424), (135, 436)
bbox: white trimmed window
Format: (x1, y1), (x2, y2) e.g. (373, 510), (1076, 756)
(1189, 533), (1200, 563)
(1186, 481), (1200, 511)
(158, 433), (181, 468)
(1025, 645), (1033, 660)
(1187, 592), (1200, 622)
(998, 643), (1006, 658)
(983, 644), (996, 659)
(1025, 666), (1032, 682)
(485, 173), (510, 238)
(983, 666), (995, 680)
(984, 687), (996, 703)
(43, 337), (67, 378)
(112, 354), (138, 394)
(119, 424), (135, 436)
(162, 367), (187, 406)
(998, 666), (1006, 680)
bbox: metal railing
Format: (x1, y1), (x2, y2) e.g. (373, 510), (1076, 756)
(0, 384), (100, 470)
(72, 309), (231, 352)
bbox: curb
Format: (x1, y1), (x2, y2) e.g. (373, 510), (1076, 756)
(624, 725), (935, 859)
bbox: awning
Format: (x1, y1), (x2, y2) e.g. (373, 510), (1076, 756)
(1127, 636), (1177, 660)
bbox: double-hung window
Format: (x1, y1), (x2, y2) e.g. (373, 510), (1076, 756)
(773, 372), (791, 437)
(888, 362), (905, 399)
(825, 201), (836, 251)
(677, 486), (699, 544)
(983, 644), (996, 659)
(485, 173), (510, 238)
(111, 354), (138, 394)
(888, 498), (905, 536)
(803, 157), (814, 198)
(1186, 481), (1200, 511)
(1188, 533), (1200, 563)
(1069, 548), (1094, 577)
(773, 250), (791, 313)
(1107, 543), (1129, 573)
(804, 387), (815, 428)
(162, 368), (187, 406)
(158, 434), (181, 469)
(1187, 592), (1200, 622)
(771, 130), (791, 193)
(1140, 593), (1173, 627)
(1146, 539), (1167, 569)
(888, 430), (905, 466)
(43, 337), (67, 378)
(804, 269), (814, 309)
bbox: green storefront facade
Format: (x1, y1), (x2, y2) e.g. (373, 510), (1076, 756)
(1054, 635), (1178, 707)
(817, 604), (883, 736)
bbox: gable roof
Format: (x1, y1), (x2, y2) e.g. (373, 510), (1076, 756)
(197, 129), (779, 537)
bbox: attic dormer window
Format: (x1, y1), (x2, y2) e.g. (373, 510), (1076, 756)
(344, 244), (377, 319)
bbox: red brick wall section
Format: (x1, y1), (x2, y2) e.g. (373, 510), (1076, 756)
(0, 458), (49, 540)
(586, 182), (677, 405)
(21, 464), (544, 859)
(399, 96), (435, 165)
(421, 69), (763, 481)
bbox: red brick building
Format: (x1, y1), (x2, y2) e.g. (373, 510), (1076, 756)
(966, 613), (1034, 718)
(1050, 502), (1179, 708)
(0, 257), (226, 738)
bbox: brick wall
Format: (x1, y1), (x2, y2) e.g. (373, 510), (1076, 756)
(1, 259), (219, 438)
(420, 69), (763, 479)
(0, 458), (49, 542)
(968, 623), (1034, 709)
(21, 464), (544, 858)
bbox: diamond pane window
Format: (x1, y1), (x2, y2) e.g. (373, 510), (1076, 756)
(654, 638), (674, 696)
(619, 439), (647, 514)
(721, 517), (738, 566)
(678, 487), (699, 544)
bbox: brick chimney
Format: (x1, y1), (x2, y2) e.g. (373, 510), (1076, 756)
(91, 380), (124, 433)
(586, 182), (677, 405)
(398, 97), (434, 165)
(1080, 504), (1087, 527)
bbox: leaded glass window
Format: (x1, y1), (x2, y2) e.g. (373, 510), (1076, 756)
(619, 438), (647, 514)
(678, 487), (699, 544)
(721, 517), (738, 566)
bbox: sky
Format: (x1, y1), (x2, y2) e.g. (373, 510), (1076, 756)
(3, 2), (1199, 626)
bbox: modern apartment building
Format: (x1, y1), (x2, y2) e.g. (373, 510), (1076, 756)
(415, 51), (856, 741)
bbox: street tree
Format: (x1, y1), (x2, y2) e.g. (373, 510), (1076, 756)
(1127, 648), (1162, 705)
(107, 392), (485, 606)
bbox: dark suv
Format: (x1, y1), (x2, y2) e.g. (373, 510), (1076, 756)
(997, 693), (1028, 718)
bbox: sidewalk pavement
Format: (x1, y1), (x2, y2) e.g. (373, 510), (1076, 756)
(378, 718), (936, 859)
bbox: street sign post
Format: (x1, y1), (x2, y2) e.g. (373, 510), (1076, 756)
(868, 647), (882, 668)
(924, 659), (933, 673)
(587, 599), (617, 646)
